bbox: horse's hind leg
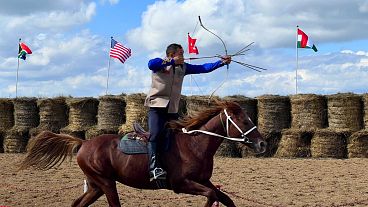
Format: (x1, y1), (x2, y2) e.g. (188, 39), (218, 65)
(71, 179), (104, 207)
(87, 175), (121, 207)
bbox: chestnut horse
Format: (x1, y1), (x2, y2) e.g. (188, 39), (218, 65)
(20, 101), (266, 207)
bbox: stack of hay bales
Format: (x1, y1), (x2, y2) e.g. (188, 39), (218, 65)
(310, 129), (348, 158)
(29, 97), (68, 137)
(119, 93), (148, 134)
(274, 94), (327, 158)
(5, 98), (39, 153)
(0, 99), (14, 153)
(275, 129), (312, 158)
(60, 97), (98, 139)
(347, 130), (368, 158)
(86, 95), (126, 139)
(327, 93), (363, 131)
(256, 95), (290, 157)
(290, 94), (327, 130)
(363, 94), (368, 128)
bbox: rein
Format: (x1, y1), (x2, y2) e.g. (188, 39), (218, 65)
(182, 109), (256, 143)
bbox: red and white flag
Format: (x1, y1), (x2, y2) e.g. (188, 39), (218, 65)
(297, 28), (318, 52)
(188, 33), (199, 55)
(109, 38), (131, 63)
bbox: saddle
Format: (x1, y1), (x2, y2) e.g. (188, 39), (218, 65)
(132, 122), (150, 141)
(119, 122), (171, 155)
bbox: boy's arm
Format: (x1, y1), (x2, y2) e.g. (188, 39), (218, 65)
(185, 60), (225, 75)
(148, 58), (175, 73)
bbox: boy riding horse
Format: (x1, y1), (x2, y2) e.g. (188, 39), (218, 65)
(145, 43), (231, 181)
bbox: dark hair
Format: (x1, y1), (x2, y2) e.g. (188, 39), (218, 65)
(166, 43), (182, 56)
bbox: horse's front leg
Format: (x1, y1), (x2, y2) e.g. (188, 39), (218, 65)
(172, 179), (219, 207)
(204, 181), (236, 207)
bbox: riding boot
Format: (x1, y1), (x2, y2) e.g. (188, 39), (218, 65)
(147, 142), (167, 181)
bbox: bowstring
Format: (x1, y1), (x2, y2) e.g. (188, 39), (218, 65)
(198, 16), (229, 104)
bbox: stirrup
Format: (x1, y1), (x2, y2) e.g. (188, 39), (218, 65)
(150, 168), (167, 181)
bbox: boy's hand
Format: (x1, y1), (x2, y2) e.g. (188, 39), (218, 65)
(221, 55), (231, 65)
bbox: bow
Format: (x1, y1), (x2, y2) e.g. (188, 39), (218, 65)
(195, 16), (267, 72)
(198, 16), (229, 99)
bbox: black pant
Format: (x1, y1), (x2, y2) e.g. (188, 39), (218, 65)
(148, 107), (179, 142)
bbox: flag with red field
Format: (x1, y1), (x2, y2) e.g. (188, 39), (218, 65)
(297, 28), (318, 52)
(18, 42), (32, 60)
(109, 38), (131, 63)
(188, 33), (199, 55)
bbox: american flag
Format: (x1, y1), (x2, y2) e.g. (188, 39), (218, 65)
(109, 38), (131, 63)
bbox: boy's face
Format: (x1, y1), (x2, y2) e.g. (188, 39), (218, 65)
(173, 48), (184, 58)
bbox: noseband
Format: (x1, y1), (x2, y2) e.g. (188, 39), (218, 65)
(182, 109), (256, 143)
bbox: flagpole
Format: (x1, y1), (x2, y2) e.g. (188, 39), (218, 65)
(106, 36), (112, 95)
(296, 26), (299, 94)
(16, 38), (21, 98)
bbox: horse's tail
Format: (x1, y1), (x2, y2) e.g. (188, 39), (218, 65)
(19, 131), (83, 171)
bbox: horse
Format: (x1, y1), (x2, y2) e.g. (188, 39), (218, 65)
(19, 100), (267, 207)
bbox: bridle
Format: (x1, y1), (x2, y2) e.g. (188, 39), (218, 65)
(182, 109), (257, 143)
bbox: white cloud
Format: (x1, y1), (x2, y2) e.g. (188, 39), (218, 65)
(1, 0), (368, 98)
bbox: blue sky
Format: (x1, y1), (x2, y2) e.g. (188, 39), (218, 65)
(0, 0), (367, 98)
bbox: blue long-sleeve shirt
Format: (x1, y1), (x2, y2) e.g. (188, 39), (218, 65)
(148, 58), (225, 75)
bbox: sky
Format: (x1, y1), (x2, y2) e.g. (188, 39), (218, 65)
(0, 0), (368, 98)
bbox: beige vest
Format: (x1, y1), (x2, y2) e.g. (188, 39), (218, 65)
(145, 64), (186, 113)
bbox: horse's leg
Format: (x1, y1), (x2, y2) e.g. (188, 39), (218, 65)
(91, 176), (121, 207)
(172, 179), (218, 207)
(204, 181), (236, 207)
(71, 179), (104, 207)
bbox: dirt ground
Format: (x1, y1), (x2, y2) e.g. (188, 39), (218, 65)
(0, 154), (367, 207)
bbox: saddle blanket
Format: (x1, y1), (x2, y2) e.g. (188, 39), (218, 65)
(119, 133), (148, 154)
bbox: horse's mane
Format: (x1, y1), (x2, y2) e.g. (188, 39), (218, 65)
(169, 100), (242, 131)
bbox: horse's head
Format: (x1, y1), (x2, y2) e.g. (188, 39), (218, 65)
(221, 102), (267, 154)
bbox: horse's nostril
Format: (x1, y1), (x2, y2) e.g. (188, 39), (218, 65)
(259, 141), (267, 148)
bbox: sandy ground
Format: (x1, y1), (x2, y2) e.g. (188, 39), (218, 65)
(0, 154), (367, 207)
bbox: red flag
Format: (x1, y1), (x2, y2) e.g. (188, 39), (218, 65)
(188, 33), (199, 55)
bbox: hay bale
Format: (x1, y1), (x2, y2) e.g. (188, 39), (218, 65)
(363, 94), (368, 128)
(348, 130), (368, 158)
(215, 139), (241, 157)
(29, 97), (68, 137)
(238, 131), (281, 158)
(63, 97), (98, 131)
(274, 129), (312, 158)
(13, 98), (39, 129)
(223, 95), (257, 124)
(290, 94), (327, 129)
(311, 129), (350, 158)
(4, 128), (29, 153)
(85, 127), (119, 140)
(327, 93), (363, 131)
(257, 95), (291, 133)
(186, 95), (219, 117)
(97, 95), (126, 130)
(0, 98), (14, 131)
(119, 93), (148, 133)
